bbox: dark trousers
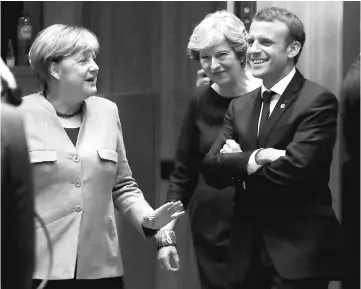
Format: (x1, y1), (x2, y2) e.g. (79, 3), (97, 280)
(32, 277), (124, 289)
(228, 234), (329, 289)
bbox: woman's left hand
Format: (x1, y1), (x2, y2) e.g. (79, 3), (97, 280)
(143, 201), (185, 230)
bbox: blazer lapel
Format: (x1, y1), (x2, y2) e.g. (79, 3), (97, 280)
(258, 70), (305, 147)
(77, 97), (97, 149)
(244, 87), (262, 149)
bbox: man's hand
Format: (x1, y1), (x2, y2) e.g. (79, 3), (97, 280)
(143, 201), (185, 230)
(255, 148), (286, 165)
(158, 246), (180, 272)
(196, 69), (211, 87)
(220, 139), (242, 153)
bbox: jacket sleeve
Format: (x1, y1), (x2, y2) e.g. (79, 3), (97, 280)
(202, 99), (255, 189)
(111, 104), (154, 237)
(166, 97), (203, 209)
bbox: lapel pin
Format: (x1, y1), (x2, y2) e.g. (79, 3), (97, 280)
(280, 100), (287, 109)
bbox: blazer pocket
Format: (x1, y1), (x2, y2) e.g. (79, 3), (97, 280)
(29, 150), (57, 163)
(97, 149), (118, 163)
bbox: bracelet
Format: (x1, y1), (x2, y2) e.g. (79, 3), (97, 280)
(155, 229), (176, 250)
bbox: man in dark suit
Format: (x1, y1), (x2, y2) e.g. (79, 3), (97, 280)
(1, 57), (35, 289)
(202, 7), (345, 289)
(339, 53), (360, 289)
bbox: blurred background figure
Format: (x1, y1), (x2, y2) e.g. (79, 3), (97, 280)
(156, 11), (261, 289)
(339, 53), (360, 289)
(1, 56), (35, 289)
(18, 24), (183, 289)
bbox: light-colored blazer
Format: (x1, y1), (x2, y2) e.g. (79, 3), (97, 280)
(19, 93), (154, 280)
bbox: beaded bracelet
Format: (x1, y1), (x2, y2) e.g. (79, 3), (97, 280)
(155, 229), (176, 250)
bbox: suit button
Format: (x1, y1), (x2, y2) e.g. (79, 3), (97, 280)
(74, 180), (81, 187)
(75, 205), (82, 212)
(73, 156), (80, 162)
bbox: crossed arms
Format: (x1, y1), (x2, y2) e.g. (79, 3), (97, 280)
(202, 91), (338, 189)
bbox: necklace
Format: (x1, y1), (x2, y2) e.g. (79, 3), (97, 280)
(42, 91), (84, 118)
(56, 101), (84, 118)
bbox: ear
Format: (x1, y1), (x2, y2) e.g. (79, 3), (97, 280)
(287, 41), (301, 60)
(49, 62), (60, 80)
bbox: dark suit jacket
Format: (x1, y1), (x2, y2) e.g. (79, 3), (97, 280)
(1, 101), (35, 289)
(203, 69), (345, 282)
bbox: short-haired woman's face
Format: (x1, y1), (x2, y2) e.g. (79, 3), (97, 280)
(54, 50), (99, 101)
(199, 41), (242, 86)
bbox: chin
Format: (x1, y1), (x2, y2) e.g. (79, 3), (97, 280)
(85, 87), (97, 96)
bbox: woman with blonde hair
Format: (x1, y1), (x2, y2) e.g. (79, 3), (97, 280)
(156, 10), (261, 289)
(19, 24), (184, 289)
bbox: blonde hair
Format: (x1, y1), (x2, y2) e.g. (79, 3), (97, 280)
(187, 10), (248, 65)
(29, 24), (99, 91)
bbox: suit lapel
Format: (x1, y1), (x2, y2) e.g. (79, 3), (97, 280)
(258, 70), (305, 147)
(244, 87), (262, 149)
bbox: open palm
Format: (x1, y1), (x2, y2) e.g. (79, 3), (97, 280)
(143, 201), (184, 230)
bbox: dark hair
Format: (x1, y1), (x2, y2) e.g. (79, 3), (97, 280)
(253, 7), (305, 64)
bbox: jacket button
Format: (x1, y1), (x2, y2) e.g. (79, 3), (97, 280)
(74, 180), (81, 187)
(73, 156), (80, 162)
(75, 205), (82, 212)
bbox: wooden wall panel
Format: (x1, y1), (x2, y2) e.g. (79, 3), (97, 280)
(106, 92), (157, 289)
(84, 2), (160, 95)
(83, 3), (162, 289)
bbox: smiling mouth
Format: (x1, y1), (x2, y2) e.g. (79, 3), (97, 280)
(252, 59), (268, 65)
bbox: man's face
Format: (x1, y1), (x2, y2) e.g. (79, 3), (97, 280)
(247, 20), (293, 87)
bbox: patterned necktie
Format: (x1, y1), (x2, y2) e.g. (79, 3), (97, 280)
(259, 90), (276, 133)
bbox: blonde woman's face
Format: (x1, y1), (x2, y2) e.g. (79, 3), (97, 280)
(199, 41), (242, 86)
(56, 50), (99, 101)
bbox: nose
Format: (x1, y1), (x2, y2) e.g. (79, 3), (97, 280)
(89, 59), (99, 73)
(248, 41), (261, 55)
(210, 57), (221, 70)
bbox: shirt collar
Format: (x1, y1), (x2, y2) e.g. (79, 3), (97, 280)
(261, 67), (296, 96)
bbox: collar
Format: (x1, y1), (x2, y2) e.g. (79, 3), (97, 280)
(261, 67), (296, 96)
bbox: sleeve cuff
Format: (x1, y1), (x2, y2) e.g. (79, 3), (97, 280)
(142, 225), (158, 237)
(247, 149), (264, 175)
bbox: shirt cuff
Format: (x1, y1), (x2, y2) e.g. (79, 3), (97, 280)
(142, 225), (158, 237)
(247, 149), (264, 175)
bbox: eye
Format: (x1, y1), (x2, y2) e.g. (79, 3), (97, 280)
(247, 39), (254, 46)
(218, 52), (228, 60)
(260, 40), (272, 46)
(79, 58), (88, 63)
(200, 55), (210, 62)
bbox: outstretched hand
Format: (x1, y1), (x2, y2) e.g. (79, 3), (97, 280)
(143, 201), (185, 230)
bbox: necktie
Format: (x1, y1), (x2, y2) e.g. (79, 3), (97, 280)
(259, 90), (275, 133)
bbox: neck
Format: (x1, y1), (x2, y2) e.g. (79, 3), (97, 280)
(263, 65), (295, 90)
(45, 89), (83, 115)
